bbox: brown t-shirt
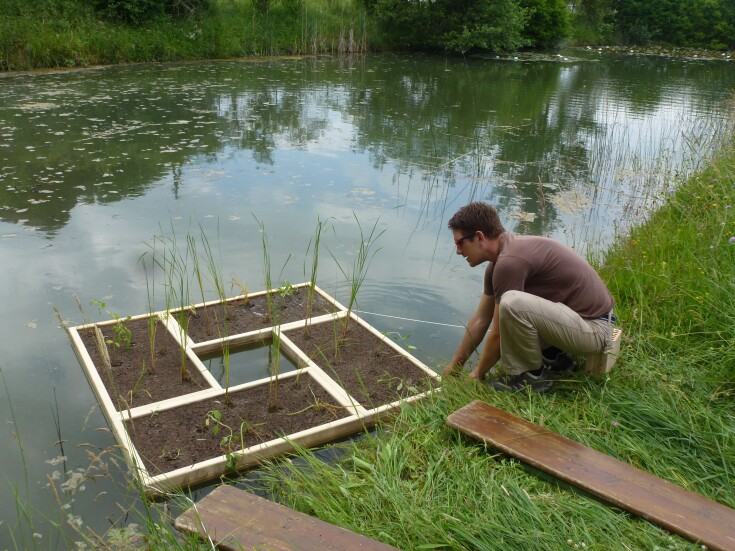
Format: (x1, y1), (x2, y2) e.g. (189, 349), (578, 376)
(484, 233), (614, 319)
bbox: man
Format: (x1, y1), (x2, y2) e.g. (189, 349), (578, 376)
(444, 202), (615, 392)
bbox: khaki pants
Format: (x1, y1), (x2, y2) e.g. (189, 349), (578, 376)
(498, 290), (613, 375)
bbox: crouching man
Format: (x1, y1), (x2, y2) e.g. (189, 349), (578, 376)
(444, 202), (615, 392)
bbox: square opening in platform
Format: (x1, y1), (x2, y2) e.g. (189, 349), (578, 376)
(198, 341), (299, 388)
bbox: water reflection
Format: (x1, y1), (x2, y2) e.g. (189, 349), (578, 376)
(1, 54), (732, 236)
(0, 52), (733, 543)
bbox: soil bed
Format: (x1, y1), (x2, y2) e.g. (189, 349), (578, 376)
(126, 373), (348, 474)
(285, 319), (436, 408)
(185, 288), (337, 343)
(79, 317), (210, 409)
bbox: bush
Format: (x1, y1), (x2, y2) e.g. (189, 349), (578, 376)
(520, 0), (570, 49)
(372, 0), (528, 54)
(610, 0), (735, 48)
(94, 0), (212, 25)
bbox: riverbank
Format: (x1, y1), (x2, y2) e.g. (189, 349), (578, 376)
(3, 0), (734, 72)
(0, 1), (369, 71)
(245, 137), (735, 548)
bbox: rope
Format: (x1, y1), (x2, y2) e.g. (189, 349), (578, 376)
(354, 310), (464, 329)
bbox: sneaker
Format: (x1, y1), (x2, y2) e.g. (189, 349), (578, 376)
(489, 366), (553, 393)
(542, 347), (578, 373)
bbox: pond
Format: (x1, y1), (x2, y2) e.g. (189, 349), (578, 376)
(0, 51), (733, 544)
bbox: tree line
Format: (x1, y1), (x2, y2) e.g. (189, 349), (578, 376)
(362, 0), (735, 53)
(1, 0), (733, 68)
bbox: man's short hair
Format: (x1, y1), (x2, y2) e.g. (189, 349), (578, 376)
(448, 202), (505, 238)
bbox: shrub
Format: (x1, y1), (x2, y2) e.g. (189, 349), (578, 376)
(94, 0), (212, 25)
(520, 0), (570, 49)
(371, 0), (528, 54)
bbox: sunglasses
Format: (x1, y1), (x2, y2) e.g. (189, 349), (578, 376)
(454, 231), (477, 247)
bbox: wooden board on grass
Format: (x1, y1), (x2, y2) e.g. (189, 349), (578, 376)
(174, 484), (399, 551)
(446, 400), (735, 551)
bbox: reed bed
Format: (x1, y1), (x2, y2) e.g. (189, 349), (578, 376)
(0, 0), (370, 71)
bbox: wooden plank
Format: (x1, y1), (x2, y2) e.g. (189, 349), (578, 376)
(446, 400), (735, 551)
(584, 327), (623, 374)
(175, 484), (399, 551)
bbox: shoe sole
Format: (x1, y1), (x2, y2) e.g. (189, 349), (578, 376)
(489, 379), (553, 393)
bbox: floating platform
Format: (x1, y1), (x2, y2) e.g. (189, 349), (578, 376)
(69, 283), (440, 496)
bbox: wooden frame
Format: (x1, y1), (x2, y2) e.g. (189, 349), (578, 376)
(69, 284), (440, 496)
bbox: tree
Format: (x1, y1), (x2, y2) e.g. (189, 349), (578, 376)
(519, 0), (570, 49)
(369, 0), (529, 54)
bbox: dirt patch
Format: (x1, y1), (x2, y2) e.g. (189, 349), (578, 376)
(126, 373), (348, 474)
(285, 319), (436, 409)
(79, 317), (210, 409)
(184, 288), (337, 343)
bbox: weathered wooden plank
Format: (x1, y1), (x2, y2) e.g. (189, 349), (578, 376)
(446, 400), (735, 551)
(175, 484), (400, 551)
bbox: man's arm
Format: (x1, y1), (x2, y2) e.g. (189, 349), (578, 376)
(444, 294), (495, 377)
(469, 301), (500, 380)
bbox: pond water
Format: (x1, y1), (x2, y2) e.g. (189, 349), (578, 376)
(1, 51), (733, 544)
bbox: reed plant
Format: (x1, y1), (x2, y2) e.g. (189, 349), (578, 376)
(253, 214), (282, 410)
(187, 232), (212, 337)
(160, 230), (193, 383)
(199, 223), (237, 405)
(199, 221), (230, 331)
(303, 216), (328, 338)
(253, 215), (274, 324)
(139, 247), (159, 373)
(329, 214), (385, 353)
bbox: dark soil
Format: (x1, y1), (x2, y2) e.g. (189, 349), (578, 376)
(184, 287), (337, 343)
(79, 317), (210, 409)
(126, 373), (348, 474)
(77, 297), (437, 480)
(285, 319), (436, 409)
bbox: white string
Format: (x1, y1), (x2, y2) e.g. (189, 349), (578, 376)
(354, 310), (464, 328)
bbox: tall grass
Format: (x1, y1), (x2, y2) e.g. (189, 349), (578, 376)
(252, 137), (735, 549)
(303, 216), (328, 338)
(0, 0), (371, 71)
(329, 214), (384, 338)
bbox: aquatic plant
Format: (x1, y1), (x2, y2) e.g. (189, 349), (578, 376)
(253, 215), (274, 324)
(91, 300), (132, 366)
(205, 409), (262, 470)
(187, 232), (212, 337)
(139, 245), (159, 373)
(329, 214), (385, 347)
(199, 221), (228, 329)
(158, 228), (193, 383)
(304, 216), (328, 338)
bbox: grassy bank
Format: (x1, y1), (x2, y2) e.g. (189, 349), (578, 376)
(245, 140), (735, 549)
(0, 0), (370, 71)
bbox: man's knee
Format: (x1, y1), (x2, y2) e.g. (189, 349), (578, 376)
(499, 290), (532, 318)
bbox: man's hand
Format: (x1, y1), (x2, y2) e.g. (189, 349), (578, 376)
(443, 364), (461, 377)
(468, 368), (484, 381)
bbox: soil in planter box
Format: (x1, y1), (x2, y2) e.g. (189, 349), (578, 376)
(199, 342), (299, 387)
(126, 373), (349, 474)
(79, 317), (209, 409)
(285, 319), (436, 409)
(185, 287), (337, 343)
